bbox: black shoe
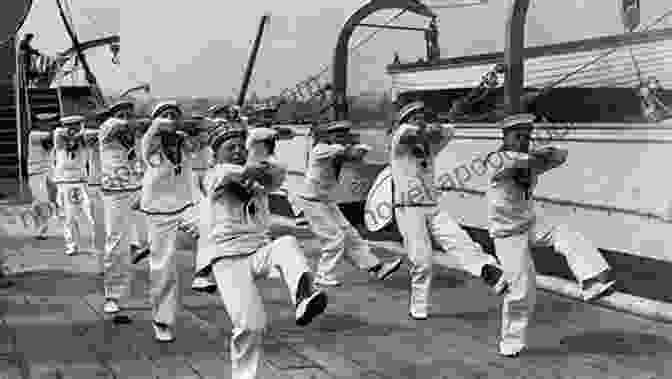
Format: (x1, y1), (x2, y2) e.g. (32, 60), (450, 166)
(131, 246), (150, 264)
(481, 264), (509, 295)
(112, 314), (132, 324)
(499, 350), (522, 358)
(153, 321), (175, 342)
(295, 290), (327, 326)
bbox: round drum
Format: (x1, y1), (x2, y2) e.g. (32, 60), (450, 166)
(363, 165), (394, 232)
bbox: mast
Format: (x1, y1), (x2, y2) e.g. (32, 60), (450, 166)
(237, 14), (270, 107)
(55, 0), (106, 107)
(503, 0), (530, 115)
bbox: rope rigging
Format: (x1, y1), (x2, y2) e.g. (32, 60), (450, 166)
(268, 8), (409, 121)
(447, 4), (672, 123)
(30, 0), (153, 99)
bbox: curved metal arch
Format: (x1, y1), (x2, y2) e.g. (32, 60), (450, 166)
(332, 0), (436, 120)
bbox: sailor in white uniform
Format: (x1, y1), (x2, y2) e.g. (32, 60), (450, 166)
(245, 127), (282, 217)
(135, 102), (215, 293)
(389, 101), (509, 321)
(130, 101), (183, 264)
(29, 133), (57, 239)
(488, 113), (616, 357)
(98, 112), (146, 318)
(292, 120), (403, 287)
(101, 100), (151, 265)
(197, 122), (327, 379)
(139, 115), (200, 342)
(52, 115), (96, 255)
(177, 112), (217, 293)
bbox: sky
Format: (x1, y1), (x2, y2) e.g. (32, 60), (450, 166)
(17, 0), (672, 99)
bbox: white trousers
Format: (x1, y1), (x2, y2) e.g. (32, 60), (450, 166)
(129, 206), (149, 250)
(102, 191), (141, 301)
(211, 235), (310, 379)
(146, 212), (182, 326)
(28, 174), (54, 235)
(394, 206), (499, 314)
(494, 217), (611, 355)
(292, 197), (379, 279)
(56, 182), (95, 254)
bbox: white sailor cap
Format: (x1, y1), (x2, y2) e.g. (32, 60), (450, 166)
(325, 120), (352, 133)
(208, 122), (247, 148)
(397, 101), (426, 124)
(247, 127), (278, 146)
(151, 117), (177, 129)
(99, 117), (129, 141)
(151, 101), (182, 119)
(210, 117), (229, 125)
(207, 104), (228, 117)
(108, 100), (134, 114)
(60, 115), (86, 126)
(499, 113), (536, 130)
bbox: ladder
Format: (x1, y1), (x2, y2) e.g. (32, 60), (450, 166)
(0, 84), (20, 180)
(0, 84), (60, 201)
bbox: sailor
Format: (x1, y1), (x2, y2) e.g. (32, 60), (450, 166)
(141, 101), (216, 294)
(98, 111), (146, 319)
(130, 100), (183, 265)
(245, 126), (284, 227)
(180, 113), (218, 293)
(151, 100), (182, 121)
(292, 120), (402, 287)
(52, 115), (96, 255)
(139, 115), (200, 342)
(29, 131), (58, 240)
(207, 104), (244, 124)
(101, 100), (151, 265)
(206, 104), (229, 120)
(487, 113), (616, 357)
(389, 101), (509, 321)
(196, 122), (327, 379)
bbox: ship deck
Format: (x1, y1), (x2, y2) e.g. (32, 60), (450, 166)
(0, 196), (670, 379)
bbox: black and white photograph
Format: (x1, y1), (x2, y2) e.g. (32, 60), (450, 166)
(0, 0), (670, 377)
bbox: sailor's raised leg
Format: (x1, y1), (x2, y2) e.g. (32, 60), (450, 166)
(531, 218), (614, 301)
(430, 210), (508, 295)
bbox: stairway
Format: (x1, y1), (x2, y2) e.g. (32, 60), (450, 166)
(0, 85), (60, 201)
(29, 87), (61, 130)
(0, 84), (20, 180)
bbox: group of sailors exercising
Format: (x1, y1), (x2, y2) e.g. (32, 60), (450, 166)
(30, 98), (617, 378)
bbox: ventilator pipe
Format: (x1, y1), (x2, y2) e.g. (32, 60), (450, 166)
(332, 0), (436, 121)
